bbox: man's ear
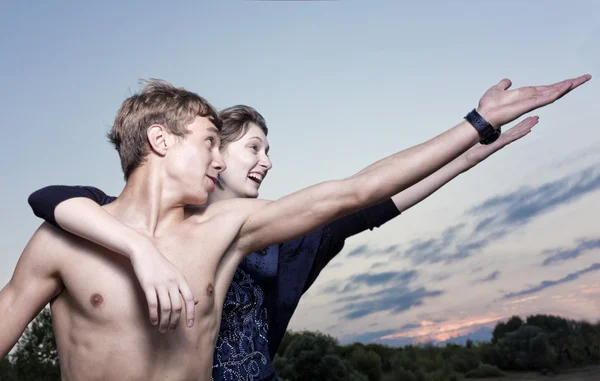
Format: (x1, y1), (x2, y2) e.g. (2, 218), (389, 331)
(147, 124), (169, 156)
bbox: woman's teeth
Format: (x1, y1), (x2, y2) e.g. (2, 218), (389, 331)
(248, 173), (263, 183)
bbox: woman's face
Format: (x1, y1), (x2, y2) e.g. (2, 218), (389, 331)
(219, 123), (272, 199)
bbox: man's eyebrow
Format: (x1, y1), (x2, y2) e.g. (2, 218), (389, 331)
(208, 126), (220, 134)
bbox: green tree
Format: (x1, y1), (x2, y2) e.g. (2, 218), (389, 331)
(496, 325), (543, 370)
(526, 314), (569, 333)
(276, 330), (300, 358)
(493, 315), (523, 344)
(0, 357), (16, 381)
(280, 331), (366, 381)
(365, 344), (395, 373)
(529, 332), (557, 371)
(349, 347), (383, 381)
(11, 307), (60, 381)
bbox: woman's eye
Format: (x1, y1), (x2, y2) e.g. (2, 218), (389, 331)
(250, 145), (259, 152)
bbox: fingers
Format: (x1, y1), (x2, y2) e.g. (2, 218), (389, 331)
(168, 284), (183, 332)
(552, 74), (592, 92)
(555, 74), (592, 101)
(144, 287), (159, 326)
(514, 116), (539, 130)
(178, 281), (196, 328)
(502, 116), (538, 144)
(146, 283), (195, 332)
(537, 74), (592, 101)
(571, 74), (592, 89)
(497, 78), (512, 90)
(514, 116), (538, 135)
(157, 286), (171, 333)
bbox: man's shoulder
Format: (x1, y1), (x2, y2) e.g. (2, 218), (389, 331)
(183, 200), (251, 234)
(35, 221), (74, 244)
(20, 222), (76, 268)
(183, 199), (273, 252)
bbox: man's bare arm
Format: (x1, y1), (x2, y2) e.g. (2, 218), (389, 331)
(391, 116), (538, 213)
(0, 223), (63, 359)
(236, 75), (591, 254)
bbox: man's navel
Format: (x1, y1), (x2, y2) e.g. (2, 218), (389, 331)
(90, 293), (104, 307)
(206, 283), (213, 297)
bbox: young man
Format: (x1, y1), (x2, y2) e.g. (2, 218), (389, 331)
(0, 75), (591, 381)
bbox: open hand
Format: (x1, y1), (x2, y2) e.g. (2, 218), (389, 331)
(130, 240), (197, 333)
(477, 74), (591, 128)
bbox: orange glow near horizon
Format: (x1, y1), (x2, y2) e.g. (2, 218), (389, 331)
(380, 315), (504, 343)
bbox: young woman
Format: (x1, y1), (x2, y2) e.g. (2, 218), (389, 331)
(28, 105), (537, 381)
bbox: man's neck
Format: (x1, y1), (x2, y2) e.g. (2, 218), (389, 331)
(207, 186), (237, 204)
(106, 169), (187, 237)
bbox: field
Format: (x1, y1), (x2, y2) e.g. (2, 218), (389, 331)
(466, 365), (600, 381)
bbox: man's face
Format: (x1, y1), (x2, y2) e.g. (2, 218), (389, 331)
(166, 116), (226, 205)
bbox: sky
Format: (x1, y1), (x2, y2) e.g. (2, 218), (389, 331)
(1, 0), (599, 346)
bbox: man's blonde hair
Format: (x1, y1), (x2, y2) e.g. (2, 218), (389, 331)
(108, 79), (221, 180)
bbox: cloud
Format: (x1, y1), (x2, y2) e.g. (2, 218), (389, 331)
(341, 329), (398, 344)
(504, 263), (600, 299)
(370, 262), (387, 269)
(345, 243), (403, 258)
(401, 224), (465, 265)
(324, 270), (418, 294)
(327, 165), (600, 324)
(334, 286), (444, 320)
(398, 165), (600, 266)
(400, 323), (421, 330)
(474, 216), (496, 233)
(352, 271), (417, 287)
(347, 244), (369, 257)
(432, 272), (452, 282)
(445, 238), (497, 263)
(384, 245), (399, 252)
(341, 322), (425, 344)
(400, 224), (507, 265)
(473, 270), (500, 284)
(469, 165), (600, 229)
(542, 238), (600, 266)
(547, 140), (600, 170)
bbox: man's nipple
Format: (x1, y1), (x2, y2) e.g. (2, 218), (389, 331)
(90, 293), (104, 307)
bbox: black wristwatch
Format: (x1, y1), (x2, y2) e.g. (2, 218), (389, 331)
(464, 109), (501, 145)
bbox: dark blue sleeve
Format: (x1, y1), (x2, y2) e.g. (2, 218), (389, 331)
(302, 199), (400, 292)
(28, 185), (115, 228)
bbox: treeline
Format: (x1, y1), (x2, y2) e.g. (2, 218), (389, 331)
(1, 310), (598, 381)
(273, 314), (599, 381)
